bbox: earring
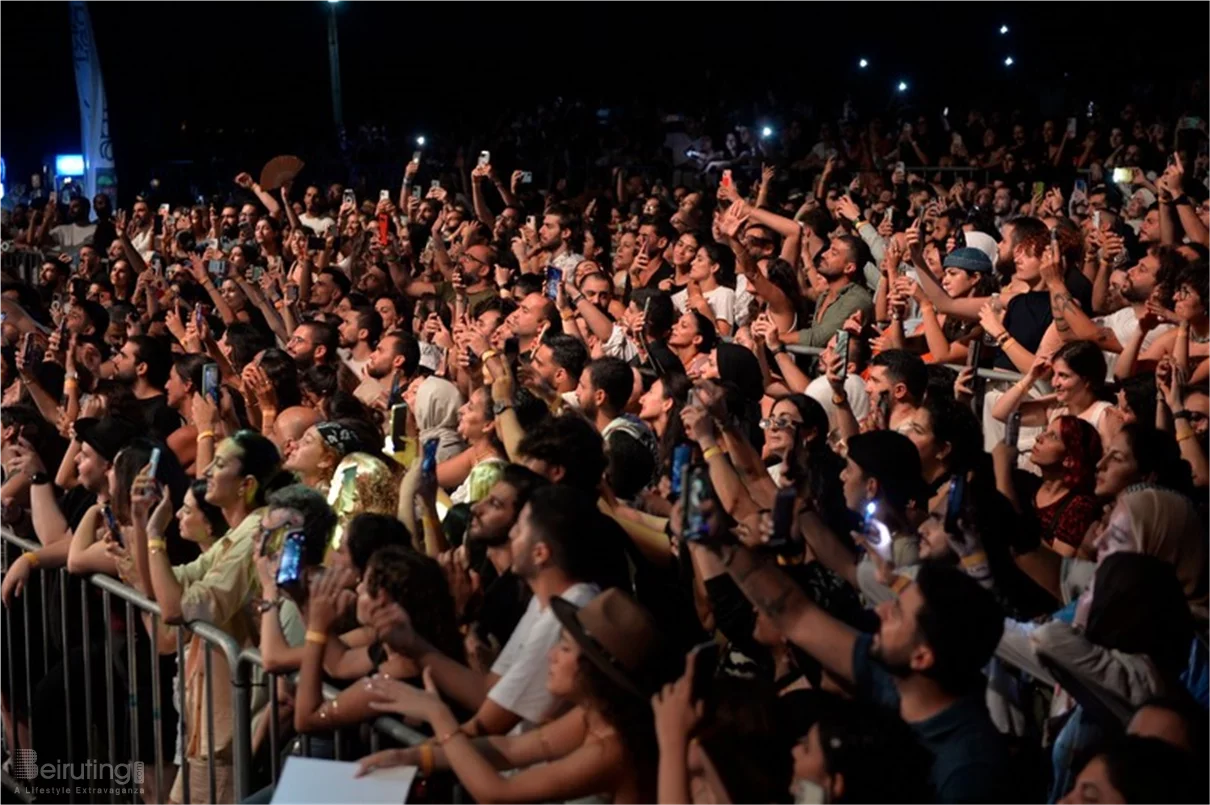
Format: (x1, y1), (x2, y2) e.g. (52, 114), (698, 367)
(245, 478), (258, 505)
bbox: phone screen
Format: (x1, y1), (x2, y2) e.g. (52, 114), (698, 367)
(389, 403), (409, 445)
(421, 438), (439, 479)
(103, 506), (123, 547)
(682, 465), (713, 542)
(767, 486), (798, 552)
(148, 447), (162, 481)
(202, 362), (220, 403)
(478, 151), (490, 168)
(945, 474), (966, 536)
(669, 443), (692, 498)
(833, 331), (850, 381)
(1032, 181), (1046, 198)
(545, 267), (562, 300)
(1005, 411), (1022, 449)
(967, 338), (983, 369)
(503, 337), (520, 364)
(275, 530), (306, 588)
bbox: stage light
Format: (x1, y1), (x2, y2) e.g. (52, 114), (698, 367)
(55, 154), (85, 177)
(897, 81), (908, 93)
(858, 58), (869, 68)
(415, 135), (426, 146)
(1000, 24), (1009, 34)
(761, 126), (773, 139)
(1004, 56), (1014, 66)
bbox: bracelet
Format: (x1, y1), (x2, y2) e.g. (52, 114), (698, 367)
(560, 310), (575, 321)
(1177, 432), (1196, 443)
(21, 552), (39, 569)
(197, 431), (216, 442)
(64, 379), (79, 391)
(960, 551), (988, 569)
(702, 445), (723, 461)
(480, 349), (498, 362)
(890, 575), (912, 594)
(147, 539), (167, 553)
(1173, 410), (1191, 421)
(304, 630), (328, 645)
(435, 727), (465, 747)
(418, 743), (435, 777)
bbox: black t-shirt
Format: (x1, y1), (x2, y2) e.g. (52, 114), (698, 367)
(994, 270), (1092, 371)
(135, 394), (184, 442)
(471, 566), (531, 652)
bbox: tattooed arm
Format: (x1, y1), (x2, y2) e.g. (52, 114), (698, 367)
(1047, 275), (1119, 349)
(712, 543), (858, 683)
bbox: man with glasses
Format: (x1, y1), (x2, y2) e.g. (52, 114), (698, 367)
(391, 243), (499, 311)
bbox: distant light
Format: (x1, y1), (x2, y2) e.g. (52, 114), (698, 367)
(897, 81), (908, 93)
(55, 154), (85, 177)
(999, 24), (1009, 34)
(865, 502), (876, 516)
(1004, 56), (1014, 67)
(858, 58), (869, 69)
(761, 126), (773, 139)
(415, 135), (426, 146)
(327, 0), (340, 4)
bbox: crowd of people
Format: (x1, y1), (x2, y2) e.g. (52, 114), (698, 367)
(1, 91), (1208, 805)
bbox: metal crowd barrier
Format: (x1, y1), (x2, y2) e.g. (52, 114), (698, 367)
(784, 343), (1027, 384)
(1, 246), (45, 285)
(0, 529), (425, 805)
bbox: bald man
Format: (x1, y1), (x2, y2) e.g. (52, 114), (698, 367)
(272, 406), (321, 460)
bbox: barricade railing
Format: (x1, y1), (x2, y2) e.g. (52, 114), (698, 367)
(1, 527), (426, 805)
(1, 246), (45, 285)
(784, 343), (1027, 384)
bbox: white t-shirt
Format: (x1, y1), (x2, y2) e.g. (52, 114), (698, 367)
(299, 213), (336, 236)
(672, 285), (737, 328)
(602, 323), (639, 362)
(1095, 307), (1172, 380)
(805, 374), (870, 431)
(733, 275), (756, 328)
(488, 582), (599, 731)
(48, 222), (96, 255)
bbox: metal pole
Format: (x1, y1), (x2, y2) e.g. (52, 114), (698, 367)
(204, 646), (216, 805)
(178, 628), (191, 805)
(125, 602), (139, 805)
(326, 3), (343, 131)
(150, 615), (165, 805)
(103, 589), (117, 805)
(268, 672), (280, 786)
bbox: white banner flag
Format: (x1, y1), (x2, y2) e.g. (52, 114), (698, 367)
(68, 1), (116, 201)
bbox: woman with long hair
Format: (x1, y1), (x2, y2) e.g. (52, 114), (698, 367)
(127, 429), (292, 804)
(672, 241), (737, 337)
(164, 353), (209, 473)
(637, 371), (693, 485)
(886, 247), (999, 363)
(358, 589), (668, 804)
(993, 341), (1114, 447)
(442, 386), (507, 505)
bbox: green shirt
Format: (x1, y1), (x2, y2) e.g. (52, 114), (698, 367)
(795, 282), (875, 348)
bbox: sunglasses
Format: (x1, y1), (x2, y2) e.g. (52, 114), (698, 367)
(759, 416), (802, 432)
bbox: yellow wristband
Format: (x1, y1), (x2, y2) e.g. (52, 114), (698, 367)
(480, 349), (498, 362)
(560, 310), (575, 321)
(305, 630), (328, 645)
(21, 551), (39, 569)
(960, 551), (988, 569)
(890, 574), (912, 594)
(1177, 432), (1196, 443)
(147, 539), (167, 553)
(418, 743), (435, 777)
(64, 379), (79, 390)
(702, 446), (723, 461)
(197, 431), (216, 442)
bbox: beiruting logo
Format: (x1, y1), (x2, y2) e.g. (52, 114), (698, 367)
(11, 750), (144, 786)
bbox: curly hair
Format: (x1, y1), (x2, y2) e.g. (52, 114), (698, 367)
(574, 654), (661, 800)
(365, 546), (464, 663)
(1054, 414), (1102, 492)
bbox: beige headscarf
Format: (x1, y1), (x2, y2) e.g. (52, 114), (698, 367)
(415, 376), (466, 463)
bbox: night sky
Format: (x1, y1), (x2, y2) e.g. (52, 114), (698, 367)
(3, 2), (1206, 197)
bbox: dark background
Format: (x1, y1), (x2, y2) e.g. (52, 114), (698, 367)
(3, 2), (1207, 200)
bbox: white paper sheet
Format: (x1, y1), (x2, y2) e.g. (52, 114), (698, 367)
(270, 756), (418, 804)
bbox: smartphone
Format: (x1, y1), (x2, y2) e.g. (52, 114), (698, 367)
(504, 336), (520, 364)
(894, 161), (906, 175)
(721, 169), (732, 189)
(526, 215), (537, 230)
(202, 362), (220, 404)
(158, 203), (171, 217)
(1073, 179), (1087, 197)
(520, 171), (533, 184)
(411, 185), (422, 200)
(953, 227), (967, 250)
(478, 151), (490, 168)
(1050, 226), (1060, 254)
(545, 266), (562, 300)
(967, 339), (985, 415)
(681, 464), (713, 543)
(430, 180), (441, 191)
(877, 391), (891, 427)
(420, 437), (439, 482)
(194, 303), (205, 332)
(1066, 117), (1077, 138)
(1032, 181), (1046, 198)
(1092, 210), (1102, 230)
(766, 485), (799, 555)
(248, 265), (264, 283)
(966, 337), (983, 370)
(945, 473), (967, 536)
(389, 403), (409, 445)
(993, 405), (1020, 449)
(21, 332), (36, 364)
(306, 235), (326, 251)
(1111, 167), (1133, 184)
(147, 447), (162, 481)
(207, 259), (226, 280)
(286, 284), (300, 303)
(411, 150), (422, 164)
(275, 529), (306, 588)
(862, 502), (893, 563)
(882, 208), (893, 225)
(669, 443), (692, 498)
(690, 641), (719, 702)
(379, 190), (390, 202)
(342, 189), (357, 207)
(102, 505), (122, 547)
(833, 330), (850, 382)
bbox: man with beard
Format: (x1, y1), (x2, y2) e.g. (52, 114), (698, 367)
(364, 331), (421, 405)
(38, 196), (97, 258)
(298, 185), (335, 236)
(457, 465), (549, 672)
(1046, 245), (1182, 377)
(286, 320), (339, 370)
(369, 483), (599, 738)
(992, 186), (1017, 230)
(218, 205), (241, 251)
(529, 332), (588, 400)
(711, 541), (1012, 803)
(112, 335), (184, 441)
(774, 234), (874, 348)
(337, 305), (382, 379)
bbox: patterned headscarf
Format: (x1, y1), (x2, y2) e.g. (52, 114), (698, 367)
(316, 421), (363, 458)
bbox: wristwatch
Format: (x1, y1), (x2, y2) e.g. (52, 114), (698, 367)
(492, 400), (513, 417)
(28, 472), (51, 486)
(254, 598), (282, 614)
(832, 392), (848, 407)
